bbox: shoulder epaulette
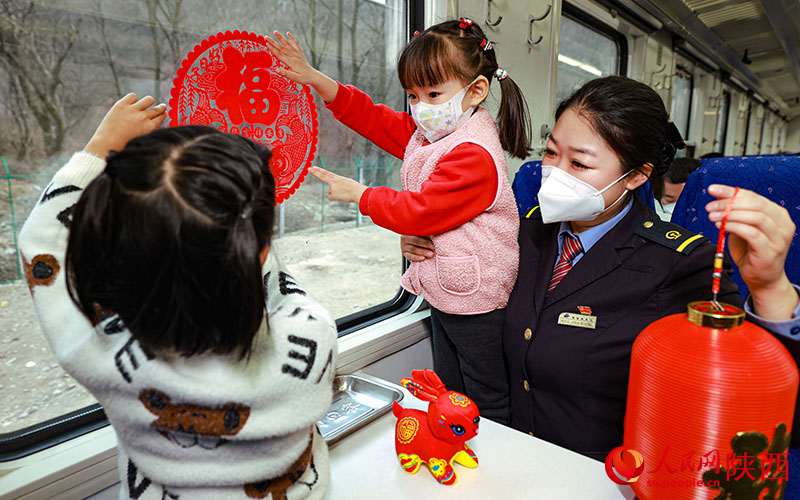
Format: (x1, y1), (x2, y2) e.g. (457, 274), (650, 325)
(633, 218), (707, 255)
(523, 206), (542, 219)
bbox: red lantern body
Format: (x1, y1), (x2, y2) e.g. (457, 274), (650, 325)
(624, 302), (798, 500)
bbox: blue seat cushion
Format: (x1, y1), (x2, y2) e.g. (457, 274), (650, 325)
(671, 155), (800, 300)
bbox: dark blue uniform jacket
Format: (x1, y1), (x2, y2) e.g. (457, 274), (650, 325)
(503, 197), (745, 461)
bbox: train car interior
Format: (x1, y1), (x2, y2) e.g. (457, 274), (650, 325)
(1, 0), (798, 498)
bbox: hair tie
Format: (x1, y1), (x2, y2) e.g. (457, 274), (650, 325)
(666, 121), (686, 150)
(494, 67), (508, 81)
(240, 203), (253, 220)
(480, 39), (493, 51)
(413, 30), (420, 36)
(459, 18), (473, 29)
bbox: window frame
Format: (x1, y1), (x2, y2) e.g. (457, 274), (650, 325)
(0, 0), (423, 462)
(715, 89), (731, 153)
(671, 65), (694, 141)
(743, 96), (753, 151)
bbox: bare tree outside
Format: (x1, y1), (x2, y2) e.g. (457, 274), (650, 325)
(0, 0), (407, 436)
(0, 1), (85, 158)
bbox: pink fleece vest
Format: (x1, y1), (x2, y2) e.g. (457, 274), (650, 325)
(400, 109), (520, 314)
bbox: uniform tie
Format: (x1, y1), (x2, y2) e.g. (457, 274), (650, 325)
(547, 234), (583, 295)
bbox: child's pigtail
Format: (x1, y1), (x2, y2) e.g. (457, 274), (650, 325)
(495, 69), (532, 159)
(223, 202), (267, 357)
(453, 19), (533, 159)
(65, 170), (117, 321)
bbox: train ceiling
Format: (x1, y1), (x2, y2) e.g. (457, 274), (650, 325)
(632, 0), (800, 119)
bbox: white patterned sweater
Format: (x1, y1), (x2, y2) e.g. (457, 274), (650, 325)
(18, 152), (337, 500)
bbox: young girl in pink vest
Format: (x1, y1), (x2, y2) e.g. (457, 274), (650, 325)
(267, 18), (530, 424)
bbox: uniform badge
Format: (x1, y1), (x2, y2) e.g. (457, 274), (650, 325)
(558, 306), (597, 329)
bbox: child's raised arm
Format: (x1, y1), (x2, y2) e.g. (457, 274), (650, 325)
(267, 31), (416, 159)
(85, 93), (167, 158)
(18, 93), (166, 362)
(265, 31), (339, 103)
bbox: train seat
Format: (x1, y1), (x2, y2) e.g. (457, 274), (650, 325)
(671, 154), (800, 300)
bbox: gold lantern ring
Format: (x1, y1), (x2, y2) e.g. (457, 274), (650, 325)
(687, 301), (746, 329)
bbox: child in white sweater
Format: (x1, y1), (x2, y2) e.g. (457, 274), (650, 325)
(18, 94), (337, 500)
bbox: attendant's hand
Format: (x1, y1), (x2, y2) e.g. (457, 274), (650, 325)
(706, 184), (797, 320)
(84, 93), (166, 159)
(401, 235), (435, 262)
(310, 166), (368, 203)
(265, 31), (339, 103)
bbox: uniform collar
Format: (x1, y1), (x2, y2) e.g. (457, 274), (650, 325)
(557, 197), (634, 255)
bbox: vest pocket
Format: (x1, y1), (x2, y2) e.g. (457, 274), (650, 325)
(435, 255), (480, 295)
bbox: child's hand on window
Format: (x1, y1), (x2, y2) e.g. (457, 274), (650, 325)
(310, 166), (368, 203)
(266, 31), (318, 85)
(266, 31), (338, 103)
(85, 93), (167, 159)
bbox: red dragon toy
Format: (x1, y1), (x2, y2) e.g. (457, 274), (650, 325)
(393, 369), (480, 485)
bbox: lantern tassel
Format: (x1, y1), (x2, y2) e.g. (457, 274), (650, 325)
(711, 186), (740, 310)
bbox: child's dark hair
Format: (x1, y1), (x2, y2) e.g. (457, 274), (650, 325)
(556, 76), (685, 190)
(397, 19), (532, 159)
(65, 126), (275, 359)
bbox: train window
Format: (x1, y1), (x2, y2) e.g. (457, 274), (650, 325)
(773, 121), (783, 153)
(671, 68), (693, 140)
(715, 90), (731, 153)
(0, 0), (411, 459)
(556, 15), (623, 106)
(761, 116), (773, 154)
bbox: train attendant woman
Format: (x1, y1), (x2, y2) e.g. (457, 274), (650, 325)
(402, 76), (800, 461)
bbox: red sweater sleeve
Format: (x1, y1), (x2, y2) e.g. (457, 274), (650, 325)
(325, 82), (416, 159)
(358, 143), (499, 236)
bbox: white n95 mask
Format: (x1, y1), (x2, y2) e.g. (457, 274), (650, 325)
(537, 165), (632, 224)
(409, 78), (478, 143)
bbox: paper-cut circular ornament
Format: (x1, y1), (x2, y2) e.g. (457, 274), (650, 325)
(169, 30), (318, 203)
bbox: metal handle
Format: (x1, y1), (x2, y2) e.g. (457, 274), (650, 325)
(527, 4), (552, 46)
(485, 0), (502, 27)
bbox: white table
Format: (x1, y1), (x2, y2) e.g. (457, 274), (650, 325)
(328, 376), (636, 499)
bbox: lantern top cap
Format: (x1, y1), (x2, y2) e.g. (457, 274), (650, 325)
(687, 301), (745, 329)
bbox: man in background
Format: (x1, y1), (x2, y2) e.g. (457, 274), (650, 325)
(654, 157), (701, 221)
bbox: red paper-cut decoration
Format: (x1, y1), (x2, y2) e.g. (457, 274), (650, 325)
(168, 30), (318, 204)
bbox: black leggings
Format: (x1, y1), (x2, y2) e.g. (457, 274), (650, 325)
(429, 307), (510, 425)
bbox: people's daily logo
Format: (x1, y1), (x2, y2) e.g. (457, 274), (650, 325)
(605, 446), (645, 485)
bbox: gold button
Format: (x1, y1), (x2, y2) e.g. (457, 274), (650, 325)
(528, 431), (533, 436)
(524, 328), (532, 341)
(523, 380), (530, 392)
(643, 221), (654, 228)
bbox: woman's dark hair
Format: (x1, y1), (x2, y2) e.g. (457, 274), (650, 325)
(397, 19), (532, 159)
(65, 126), (275, 359)
(556, 76), (685, 189)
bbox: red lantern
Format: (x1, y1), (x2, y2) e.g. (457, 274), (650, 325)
(624, 301), (798, 499)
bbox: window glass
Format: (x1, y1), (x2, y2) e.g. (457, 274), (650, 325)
(1, 0), (407, 438)
(671, 69), (692, 140)
(556, 16), (620, 106)
(715, 91), (730, 153)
